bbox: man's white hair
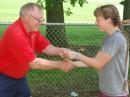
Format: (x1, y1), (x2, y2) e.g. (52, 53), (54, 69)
(19, 2), (42, 17)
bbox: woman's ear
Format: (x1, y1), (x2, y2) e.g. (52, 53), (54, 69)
(106, 18), (112, 24)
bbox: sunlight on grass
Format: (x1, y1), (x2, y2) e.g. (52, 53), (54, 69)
(0, 0), (123, 22)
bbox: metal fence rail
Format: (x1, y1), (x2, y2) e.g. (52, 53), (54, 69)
(0, 23), (130, 97)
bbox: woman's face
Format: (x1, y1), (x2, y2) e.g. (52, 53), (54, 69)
(95, 16), (109, 32)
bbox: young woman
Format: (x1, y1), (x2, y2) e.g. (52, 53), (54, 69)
(68, 4), (129, 97)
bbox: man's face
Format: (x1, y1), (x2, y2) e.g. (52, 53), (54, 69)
(26, 8), (44, 32)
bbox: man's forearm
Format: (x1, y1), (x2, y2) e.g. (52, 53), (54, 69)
(28, 58), (61, 70)
(43, 45), (61, 56)
(28, 58), (75, 72)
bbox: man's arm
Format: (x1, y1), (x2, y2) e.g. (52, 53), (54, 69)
(28, 58), (75, 72)
(43, 45), (69, 57)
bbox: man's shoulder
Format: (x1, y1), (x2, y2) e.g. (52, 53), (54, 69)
(7, 20), (22, 32)
(2, 20), (28, 44)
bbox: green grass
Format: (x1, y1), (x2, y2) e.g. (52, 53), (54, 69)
(0, 0), (123, 22)
(0, 1), (127, 96)
(0, 24), (104, 58)
(0, 25), (102, 95)
(1, 25), (130, 96)
(65, 25), (105, 46)
(27, 68), (99, 97)
(0, 25), (105, 46)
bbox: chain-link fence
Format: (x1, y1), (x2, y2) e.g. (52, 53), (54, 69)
(26, 23), (130, 97)
(0, 23), (130, 97)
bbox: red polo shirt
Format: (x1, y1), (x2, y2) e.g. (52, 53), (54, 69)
(0, 19), (50, 79)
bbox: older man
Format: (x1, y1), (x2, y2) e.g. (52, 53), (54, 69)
(0, 2), (74, 97)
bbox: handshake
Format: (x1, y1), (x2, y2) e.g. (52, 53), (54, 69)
(59, 48), (81, 60)
(59, 48), (88, 67)
(64, 50), (81, 61)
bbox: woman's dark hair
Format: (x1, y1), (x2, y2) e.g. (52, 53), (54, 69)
(94, 4), (129, 51)
(94, 4), (120, 28)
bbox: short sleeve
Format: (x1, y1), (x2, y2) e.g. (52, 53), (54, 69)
(35, 32), (50, 53)
(100, 38), (121, 57)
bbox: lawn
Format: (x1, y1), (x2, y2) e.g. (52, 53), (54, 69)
(0, 0), (124, 96)
(0, 24), (103, 97)
(0, 24), (102, 97)
(28, 68), (99, 97)
(0, 0), (123, 22)
(0, 24), (104, 58)
(1, 25), (130, 96)
(0, 24), (105, 47)
(0, 24), (130, 97)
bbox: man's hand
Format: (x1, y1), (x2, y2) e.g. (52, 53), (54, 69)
(59, 48), (81, 60)
(59, 60), (75, 72)
(68, 50), (81, 60)
(43, 45), (81, 61)
(59, 48), (70, 58)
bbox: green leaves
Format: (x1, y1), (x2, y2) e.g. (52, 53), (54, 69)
(69, 0), (88, 7)
(65, 8), (73, 16)
(37, 0), (88, 17)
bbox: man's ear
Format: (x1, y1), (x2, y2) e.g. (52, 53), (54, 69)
(23, 14), (30, 22)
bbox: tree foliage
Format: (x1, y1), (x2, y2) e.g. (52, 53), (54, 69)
(36, 0), (88, 47)
(37, 0), (88, 16)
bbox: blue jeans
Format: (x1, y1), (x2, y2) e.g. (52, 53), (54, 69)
(0, 73), (31, 97)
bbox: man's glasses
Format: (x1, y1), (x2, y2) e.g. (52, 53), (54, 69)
(28, 14), (45, 23)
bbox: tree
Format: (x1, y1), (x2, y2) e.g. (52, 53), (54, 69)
(37, 0), (87, 47)
(120, 0), (130, 52)
(45, 0), (66, 47)
(120, 0), (130, 20)
(123, 0), (130, 20)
